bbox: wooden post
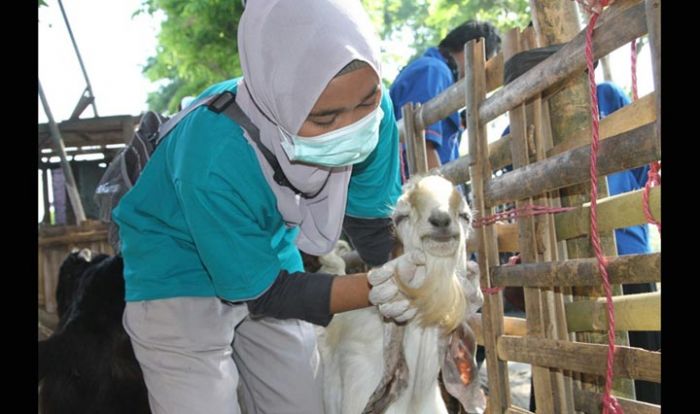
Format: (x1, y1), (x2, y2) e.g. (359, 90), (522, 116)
(565, 292), (661, 332)
(402, 102), (428, 175)
(645, 0), (661, 141)
(38, 79), (87, 225)
(465, 38), (511, 412)
(504, 27), (575, 413)
(41, 168), (52, 224)
(529, 0), (636, 398)
(503, 28), (556, 413)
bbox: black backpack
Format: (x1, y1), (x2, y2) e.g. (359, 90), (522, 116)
(94, 91), (306, 254)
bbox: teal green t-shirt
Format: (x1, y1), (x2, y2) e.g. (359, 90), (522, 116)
(113, 78), (401, 302)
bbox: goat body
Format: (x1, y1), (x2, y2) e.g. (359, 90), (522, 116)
(318, 175), (484, 414)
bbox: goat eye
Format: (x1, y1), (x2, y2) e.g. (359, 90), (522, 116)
(393, 214), (408, 226)
(459, 212), (471, 222)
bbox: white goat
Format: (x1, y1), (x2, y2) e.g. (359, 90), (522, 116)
(317, 175), (484, 414)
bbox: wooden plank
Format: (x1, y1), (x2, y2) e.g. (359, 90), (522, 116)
(497, 336), (660, 382)
(574, 388), (660, 414)
(467, 314), (528, 346)
(38, 115), (141, 149)
(442, 93), (656, 186)
(479, 0), (647, 124)
(491, 253), (661, 287)
(398, 52), (505, 139)
(555, 186), (661, 241)
(565, 292), (660, 332)
(484, 51), (504, 93)
(402, 103), (419, 175)
(645, 0), (661, 140)
(548, 93), (656, 157)
(505, 406), (533, 414)
(529, 1), (639, 398)
(465, 38), (511, 412)
(484, 122), (659, 207)
(503, 27), (560, 414)
(39, 230), (110, 247)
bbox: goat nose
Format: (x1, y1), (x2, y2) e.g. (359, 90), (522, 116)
(428, 211), (451, 228)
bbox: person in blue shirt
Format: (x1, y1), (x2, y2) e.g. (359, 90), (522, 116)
(113, 1), (424, 412)
(598, 81), (660, 405)
(390, 21), (501, 176)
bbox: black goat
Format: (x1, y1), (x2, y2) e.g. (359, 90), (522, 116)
(38, 250), (150, 414)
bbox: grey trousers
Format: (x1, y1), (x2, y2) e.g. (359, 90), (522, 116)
(123, 297), (324, 414)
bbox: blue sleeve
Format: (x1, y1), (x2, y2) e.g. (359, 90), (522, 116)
(597, 82), (631, 117)
(345, 88), (402, 218)
(391, 63), (454, 148)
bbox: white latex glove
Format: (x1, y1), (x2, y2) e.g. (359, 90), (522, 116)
(367, 250), (426, 322)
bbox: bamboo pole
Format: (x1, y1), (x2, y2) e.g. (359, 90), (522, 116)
(503, 28), (560, 413)
(409, 53), (504, 135)
(58, 0), (98, 117)
(548, 92), (656, 157)
(466, 222), (519, 253)
(467, 314), (528, 347)
(530, 0), (636, 398)
(41, 168), (52, 224)
(565, 292), (660, 332)
(465, 38), (511, 412)
(440, 92), (655, 186)
(497, 336), (661, 382)
(574, 388), (660, 414)
(481, 0), (646, 124)
(402, 103), (419, 175)
(555, 186), (661, 241)
(484, 122), (659, 207)
(645, 0), (661, 140)
(491, 253), (661, 287)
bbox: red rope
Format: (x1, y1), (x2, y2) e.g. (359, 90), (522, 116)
(642, 161), (661, 233)
(580, 1), (623, 412)
(630, 38), (662, 234)
(472, 204), (575, 228)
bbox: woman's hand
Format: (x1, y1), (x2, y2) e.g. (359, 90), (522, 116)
(367, 251), (426, 322)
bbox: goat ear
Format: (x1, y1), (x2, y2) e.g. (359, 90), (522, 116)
(441, 322), (486, 413)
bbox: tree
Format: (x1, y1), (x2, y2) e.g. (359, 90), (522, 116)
(362, 0), (530, 72)
(137, 0), (244, 113)
(141, 0), (531, 112)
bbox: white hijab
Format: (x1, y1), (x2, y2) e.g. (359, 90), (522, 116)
(235, 0), (382, 255)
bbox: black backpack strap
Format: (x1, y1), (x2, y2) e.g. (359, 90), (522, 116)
(154, 94), (222, 146)
(152, 90), (318, 199)
(216, 92), (323, 199)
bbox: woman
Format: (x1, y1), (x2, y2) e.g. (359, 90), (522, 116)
(114, 0), (424, 412)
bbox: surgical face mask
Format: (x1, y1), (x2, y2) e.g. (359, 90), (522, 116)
(280, 105), (383, 167)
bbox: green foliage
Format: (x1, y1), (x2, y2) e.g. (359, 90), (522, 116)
(138, 0), (244, 113)
(141, 0), (531, 111)
(362, 0), (530, 68)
